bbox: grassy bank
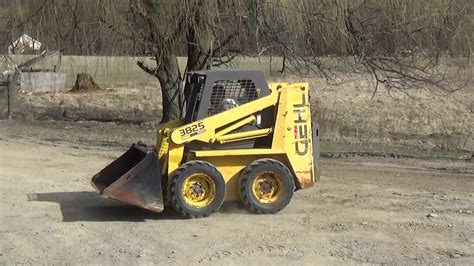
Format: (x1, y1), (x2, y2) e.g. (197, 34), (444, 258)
(1, 55), (472, 158)
(0, 119), (471, 160)
(2, 55), (469, 88)
(2, 55), (285, 88)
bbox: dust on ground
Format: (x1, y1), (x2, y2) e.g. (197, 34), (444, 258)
(0, 121), (472, 265)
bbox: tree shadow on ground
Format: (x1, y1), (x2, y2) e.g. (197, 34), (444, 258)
(28, 191), (183, 222)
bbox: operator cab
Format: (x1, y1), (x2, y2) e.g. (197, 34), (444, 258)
(182, 70), (275, 149)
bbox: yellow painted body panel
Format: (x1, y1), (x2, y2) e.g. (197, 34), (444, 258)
(215, 128), (272, 143)
(273, 83), (315, 188)
(189, 154), (287, 201)
(170, 92), (279, 145)
(192, 148), (281, 157)
(190, 156), (255, 201)
(156, 82), (318, 201)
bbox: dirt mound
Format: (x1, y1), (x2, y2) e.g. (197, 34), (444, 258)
(70, 73), (101, 92)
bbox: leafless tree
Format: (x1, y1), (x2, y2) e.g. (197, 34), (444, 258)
(2, 0), (130, 55)
(120, 0), (472, 122)
(3, 0), (472, 122)
(252, 0), (472, 96)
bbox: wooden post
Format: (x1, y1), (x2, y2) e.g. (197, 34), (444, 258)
(6, 74), (12, 119)
(6, 69), (21, 119)
(269, 54), (273, 77)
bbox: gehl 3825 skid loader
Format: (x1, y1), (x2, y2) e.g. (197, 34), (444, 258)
(91, 70), (320, 218)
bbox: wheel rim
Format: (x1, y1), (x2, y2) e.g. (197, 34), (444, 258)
(182, 173), (216, 208)
(251, 171), (284, 204)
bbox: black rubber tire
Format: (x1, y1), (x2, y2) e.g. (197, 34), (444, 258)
(170, 160), (225, 218)
(238, 158), (295, 214)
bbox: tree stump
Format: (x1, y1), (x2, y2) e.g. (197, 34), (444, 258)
(71, 73), (101, 92)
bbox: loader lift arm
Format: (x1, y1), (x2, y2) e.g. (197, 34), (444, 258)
(169, 89), (279, 145)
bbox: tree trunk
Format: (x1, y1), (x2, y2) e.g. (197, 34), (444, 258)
(157, 28), (213, 123)
(154, 54), (183, 123)
(181, 28), (213, 106)
(185, 26), (213, 71)
(71, 73), (101, 92)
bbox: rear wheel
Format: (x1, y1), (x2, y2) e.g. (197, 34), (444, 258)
(239, 159), (295, 214)
(170, 160), (225, 218)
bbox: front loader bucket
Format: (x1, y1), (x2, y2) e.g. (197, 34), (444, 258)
(91, 144), (164, 213)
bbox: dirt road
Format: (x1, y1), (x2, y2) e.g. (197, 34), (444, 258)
(0, 130), (473, 264)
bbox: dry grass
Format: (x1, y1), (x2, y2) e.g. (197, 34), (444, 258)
(1, 55), (284, 88)
(15, 87), (162, 123)
(304, 74), (473, 152)
(2, 55), (472, 154)
(12, 73), (473, 154)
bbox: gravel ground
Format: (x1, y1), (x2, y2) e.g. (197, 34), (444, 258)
(0, 121), (473, 265)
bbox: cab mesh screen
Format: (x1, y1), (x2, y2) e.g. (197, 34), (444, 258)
(208, 80), (259, 116)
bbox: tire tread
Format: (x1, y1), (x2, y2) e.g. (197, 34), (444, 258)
(170, 160), (225, 218)
(239, 159), (295, 214)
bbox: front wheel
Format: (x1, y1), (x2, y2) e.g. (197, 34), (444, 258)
(170, 160), (225, 218)
(238, 159), (295, 214)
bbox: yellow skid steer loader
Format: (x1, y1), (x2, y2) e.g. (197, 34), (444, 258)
(91, 70), (320, 218)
